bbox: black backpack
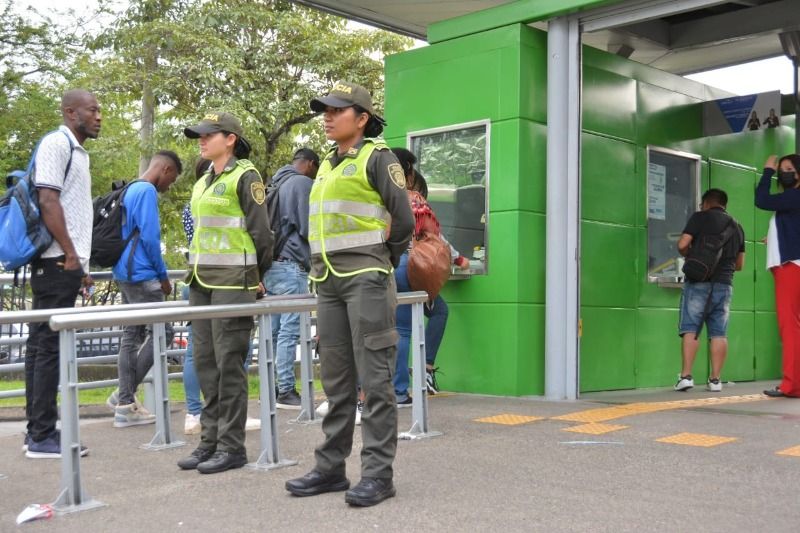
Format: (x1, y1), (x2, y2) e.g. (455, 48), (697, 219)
(91, 179), (141, 272)
(682, 217), (737, 282)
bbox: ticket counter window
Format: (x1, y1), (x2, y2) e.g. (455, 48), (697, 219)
(408, 121), (489, 274)
(646, 147), (702, 284)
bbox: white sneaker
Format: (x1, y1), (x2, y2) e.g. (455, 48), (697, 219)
(706, 379), (722, 392)
(355, 400), (363, 426)
(674, 375), (694, 392)
(106, 389), (119, 410)
(245, 417), (261, 431)
(315, 400), (329, 417)
(184, 413), (201, 435)
(113, 404), (156, 428)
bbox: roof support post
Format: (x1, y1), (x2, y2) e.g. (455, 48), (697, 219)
(545, 16), (582, 400)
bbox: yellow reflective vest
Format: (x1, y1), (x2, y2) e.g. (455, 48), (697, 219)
(189, 160), (260, 290)
(308, 139), (390, 282)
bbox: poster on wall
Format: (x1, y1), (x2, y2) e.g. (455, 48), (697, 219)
(703, 90), (781, 136)
(648, 163), (666, 220)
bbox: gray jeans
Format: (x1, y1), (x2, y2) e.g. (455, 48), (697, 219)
(117, 280), (174, 406)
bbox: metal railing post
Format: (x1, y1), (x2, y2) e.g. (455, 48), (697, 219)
(248, 314), (297, 470)
(293, 312), (317, 424)
(399, 301), (442, 440)
(141, 322), (184, 450)
(51, 328), (105, 514)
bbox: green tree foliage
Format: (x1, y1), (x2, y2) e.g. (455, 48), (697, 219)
(2, 0), (412, 270)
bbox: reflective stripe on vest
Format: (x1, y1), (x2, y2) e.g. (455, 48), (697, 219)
(197, 215), (246, 229)
(187, 253), (257, 266)
(309, 229), (384, 255)
(308, 200), (390, 222)
(189, 160), (260, 290)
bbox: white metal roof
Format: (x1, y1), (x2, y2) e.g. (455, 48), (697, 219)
(292, 0), (800, 74)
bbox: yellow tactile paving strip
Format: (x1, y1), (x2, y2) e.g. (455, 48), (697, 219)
(551, 394), (771, 423)
(561, 423), (629, 435)
(776, 445), (800, 457)
(474, 414), (545, 426)
(656, 432), (738, 447)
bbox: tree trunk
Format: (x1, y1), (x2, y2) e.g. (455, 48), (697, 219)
(139, 51), (157, 175)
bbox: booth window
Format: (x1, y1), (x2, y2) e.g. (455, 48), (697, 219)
(646, 146), (702, 284)
(408, 120), (489, 275)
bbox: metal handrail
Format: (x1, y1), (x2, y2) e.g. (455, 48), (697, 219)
(0, 269), (188, 285)
(0, 300), (188, 326)
(21, 290), (436, 514)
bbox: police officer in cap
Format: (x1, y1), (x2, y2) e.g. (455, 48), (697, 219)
(177, 112), (273, 474)
(285, 82), (414, 506)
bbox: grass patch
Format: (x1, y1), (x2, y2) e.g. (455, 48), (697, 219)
(0, 377), (322, 408)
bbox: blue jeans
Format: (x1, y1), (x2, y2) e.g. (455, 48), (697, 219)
(679, 282), (733, 339)
(264, 260), (309, 393)
(393, 253), (449, 401)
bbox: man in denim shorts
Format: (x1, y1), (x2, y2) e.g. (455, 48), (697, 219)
(675, 188), (745, 392)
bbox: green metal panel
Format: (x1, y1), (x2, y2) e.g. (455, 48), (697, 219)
(583, 67), (637, 141)
(581, 221), (638, 308)
(427, 0), (620, 44)
(754, 243), (775, 312)
(582, 133), (637, 225)
(636, 82), (703, 146)
(724, 311), (755, 382)
(754, 312), (781, 380)
(730, 241), (755, 312)
(708, 162), (756, 241)
(579, 307), (636, 392)
(635, 309), (708, 388)
(384, 25), (527, 137)
(436, 302), (544, 396)
(491, 119), (547, 214)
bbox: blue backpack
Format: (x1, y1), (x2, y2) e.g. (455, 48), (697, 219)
(0, 130), (75, 271)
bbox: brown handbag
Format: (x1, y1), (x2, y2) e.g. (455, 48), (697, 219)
(406, 190), (451, 300)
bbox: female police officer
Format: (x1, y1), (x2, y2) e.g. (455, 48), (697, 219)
(285, 82), (414, 506)
(177, 112), (273, 474)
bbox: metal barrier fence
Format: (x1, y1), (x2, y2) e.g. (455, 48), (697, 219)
(2, 291), (436, 514)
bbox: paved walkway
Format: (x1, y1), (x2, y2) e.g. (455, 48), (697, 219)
(1, 380), (799, 532)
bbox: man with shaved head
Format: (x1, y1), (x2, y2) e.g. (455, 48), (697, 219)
(106, 150), (182, 428)
(24, 89), (101, 459)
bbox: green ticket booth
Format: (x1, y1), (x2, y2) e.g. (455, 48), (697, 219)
(381, 23), (795, 397)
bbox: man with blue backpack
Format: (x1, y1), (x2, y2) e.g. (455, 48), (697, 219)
(22, 89), (101, 458)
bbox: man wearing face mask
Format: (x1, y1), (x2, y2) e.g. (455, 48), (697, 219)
(755, 154), (800, 398)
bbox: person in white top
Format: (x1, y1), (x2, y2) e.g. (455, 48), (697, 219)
(24, 89), (101, 459)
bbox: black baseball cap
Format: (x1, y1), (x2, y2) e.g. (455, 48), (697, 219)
(310, 81), (386, 126)
(293, 148), (320, 167)
(184, 111), (251, 153)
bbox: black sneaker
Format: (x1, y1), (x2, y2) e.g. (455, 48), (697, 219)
(277, 389), (302, 410)
(396, 396), (413, 408)
(178, 447), (215, 470)
(345, 477), (396, 507)
(197, 450), (248, 474)
(426, 367), (442, 395)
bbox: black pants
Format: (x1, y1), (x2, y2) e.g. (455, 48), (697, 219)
(25, 257), (83, 442)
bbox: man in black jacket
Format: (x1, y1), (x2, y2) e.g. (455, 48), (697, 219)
(264, 148), (319, 409)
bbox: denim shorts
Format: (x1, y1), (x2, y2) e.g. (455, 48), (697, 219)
(678, 282), (733, 338)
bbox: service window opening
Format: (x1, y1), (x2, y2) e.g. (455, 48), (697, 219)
(646, 147), (702, 284)
(408, 120), (490, 275)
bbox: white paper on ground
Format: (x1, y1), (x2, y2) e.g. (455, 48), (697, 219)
(16, 504), (54, 525)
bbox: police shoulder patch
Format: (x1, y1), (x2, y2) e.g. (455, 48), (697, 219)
(251, 182), (266, 205)
(388, 163), (405, 189)
(342, 163), (358, 176)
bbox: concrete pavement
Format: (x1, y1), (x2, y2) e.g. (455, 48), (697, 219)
(1, 380), (799, 532)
